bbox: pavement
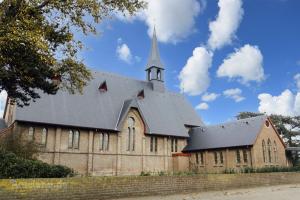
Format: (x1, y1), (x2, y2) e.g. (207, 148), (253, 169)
(114, 184), (300, 200)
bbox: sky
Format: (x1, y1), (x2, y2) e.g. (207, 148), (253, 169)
(1, 0), (300, 125)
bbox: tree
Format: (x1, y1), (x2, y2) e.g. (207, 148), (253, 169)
(0, 0), (146, 106)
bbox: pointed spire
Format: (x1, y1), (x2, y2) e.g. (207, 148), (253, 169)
(146, 27), (164, 70)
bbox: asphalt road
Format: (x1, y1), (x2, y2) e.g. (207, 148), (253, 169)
(114, 184), (300, 200)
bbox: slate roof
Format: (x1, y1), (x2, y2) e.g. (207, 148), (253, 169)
(146, 27), (164, 70)
(184, 115), (268, 151)
(14, 71), (203, 137)
(0, 119), (7, 130)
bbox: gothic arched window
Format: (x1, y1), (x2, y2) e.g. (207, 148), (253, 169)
(127, 117), (135, 151)
(28, 127), (34, 141)
(273, 141), (278, 162)
(41, 128), (47, 147)
(267, 139), (272, 163)
(262, 140), (266, 163)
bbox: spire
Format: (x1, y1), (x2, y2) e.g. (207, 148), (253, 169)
(146, 27), (164, 70)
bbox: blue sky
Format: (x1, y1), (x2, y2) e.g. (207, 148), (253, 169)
(1, 0), (299, 124)
(75, 0), (300, 125)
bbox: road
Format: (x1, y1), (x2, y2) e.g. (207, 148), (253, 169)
(114, 184), (300, 200)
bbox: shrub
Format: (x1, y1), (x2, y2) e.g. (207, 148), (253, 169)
(0, 131), (39, 160)
(224, 166), (300, 174)
(140, 171), (151, 176)
(0, 150), (74, 178)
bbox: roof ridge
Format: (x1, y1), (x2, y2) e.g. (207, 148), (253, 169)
(200, 115), (267, 128)
(92, 70), (149, 84)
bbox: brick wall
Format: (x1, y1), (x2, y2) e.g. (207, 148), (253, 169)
(0, 173), (300, 200)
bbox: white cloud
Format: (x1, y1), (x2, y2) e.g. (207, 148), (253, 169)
(258, 89), (300, 116)
(0, 90), (7, 117)
(294, 73), (300, 90)
(178, 46), (213, 95)
(208, 0), (244, 50)
(201, 92), (220, 102)
(217, 44), (265, 84)
(196, 102), (209, 110)
(116, 43), (132, 63)
(223, 88), (245, 102)
(117, 0), (202, 44)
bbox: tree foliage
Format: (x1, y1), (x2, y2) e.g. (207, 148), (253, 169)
(0, 0), (146, 106)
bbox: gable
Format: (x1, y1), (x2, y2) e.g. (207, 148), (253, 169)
(253, 117), (286, 149)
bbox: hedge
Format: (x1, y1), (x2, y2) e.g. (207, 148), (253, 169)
(0, 150), (74, 178)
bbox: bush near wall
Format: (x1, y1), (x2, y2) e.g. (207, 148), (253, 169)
(224, 166), (300, 174)
(0, 150), (74, 178)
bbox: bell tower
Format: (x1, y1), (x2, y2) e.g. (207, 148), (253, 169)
(146, 27), (165, 92)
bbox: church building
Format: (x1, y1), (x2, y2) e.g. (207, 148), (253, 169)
(0, 30), (288, 175)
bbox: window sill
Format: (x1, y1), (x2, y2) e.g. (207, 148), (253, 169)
(213, 165), (224, 167)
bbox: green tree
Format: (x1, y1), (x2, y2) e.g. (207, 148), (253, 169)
(0, 0), (146, 106)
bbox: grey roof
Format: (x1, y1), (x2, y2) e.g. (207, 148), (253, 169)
(146, 27), (164, 70)
(15, 71), (203, 137)
(183, 115), (268, 151)
(0, 119), (7, 129)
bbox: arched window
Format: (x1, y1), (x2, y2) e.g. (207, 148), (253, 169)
(157, 69), (161, 80)
(262, 140), (266, 163)
(214, 152), (218, 164)
(127, 117), (135, 151)
(68, 130), (74, 148)
(236, 150), (241, 164)
(41, 128), (47, 147)
(148, 71), (152, 80)
(104, 133), (109, 151)
(219, 152), (224, 164)
(132, 127), (135, 151)
(28, 127), (34, 141)
(127, 127), (131, 151)
(243, 149), (248, 163)
(74, 130), (80, 149)
(273, 141), (278, 163)
(68, 130), (80, 149)
(267, 139), (272, 163)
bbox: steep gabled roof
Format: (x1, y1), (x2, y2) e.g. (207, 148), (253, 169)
(183, 115), (268, 151)
(146, 27), (164, 70)
(15, 70), (203, 137)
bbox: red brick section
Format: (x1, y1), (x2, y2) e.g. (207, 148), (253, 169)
(172, 153), (191, 157)
(0, 173), (300, 200)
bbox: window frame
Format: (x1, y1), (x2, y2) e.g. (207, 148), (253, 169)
(41, 128), (48, 147)
(262, 140), (267, 163)
(267, 139), (272, 163)
(273, 141), (278, 163)
(28, 127), (35, 141)
(214, 152), (218, 165)
(219, 151), (224, 164)
(127, 117), (135, 152)
(171, 138), (178, 153)
(243, 149), (248, 163)
(236, 150), (241, 164)
(68, 130), (80, 149)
